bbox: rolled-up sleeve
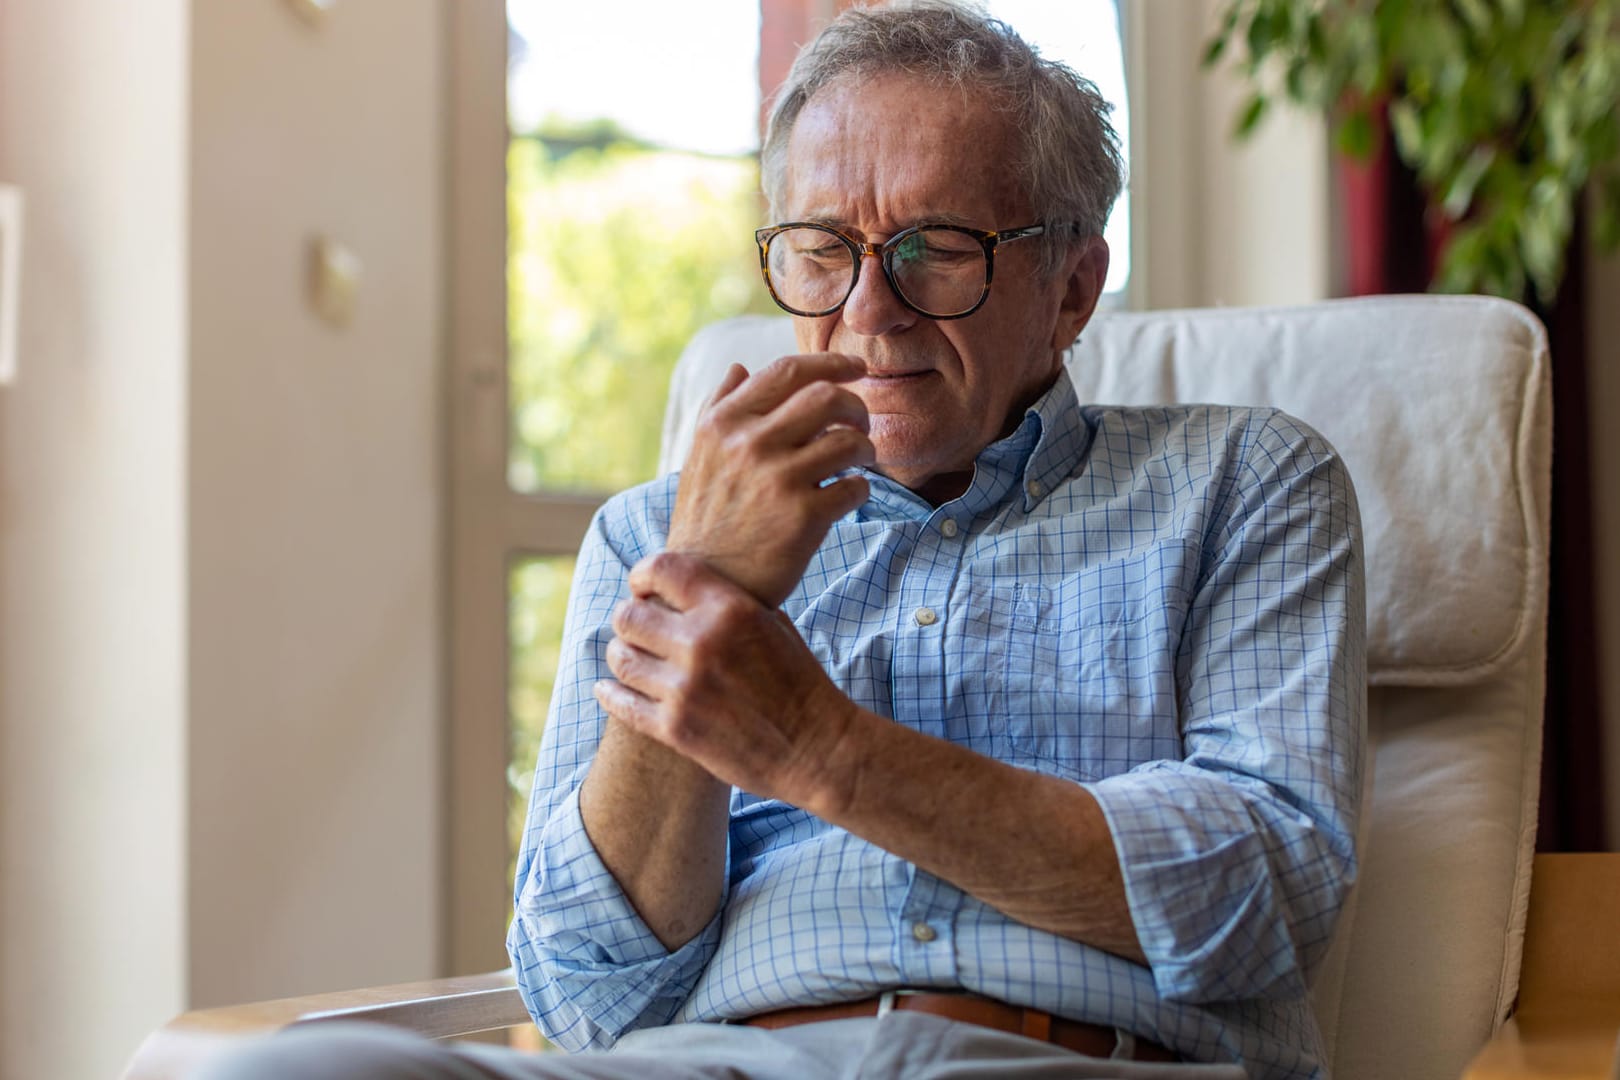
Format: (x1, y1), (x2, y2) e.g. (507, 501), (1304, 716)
(1085, 412), (1366, 1005)
(506, 484), (724, 1050)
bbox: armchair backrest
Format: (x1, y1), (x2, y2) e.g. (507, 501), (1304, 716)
(658, 295), (1552, 1080)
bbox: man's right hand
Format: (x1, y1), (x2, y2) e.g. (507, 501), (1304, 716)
(666, 353), (874, 608)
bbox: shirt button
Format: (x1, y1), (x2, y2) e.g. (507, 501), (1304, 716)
(911, 921), (938, 943)
(1027, 479), (1044, 499)
(913, 607), (938, 627)
(939, 518), (959, 539)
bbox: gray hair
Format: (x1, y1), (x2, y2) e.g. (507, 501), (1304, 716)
(760, 0), (1125, 276)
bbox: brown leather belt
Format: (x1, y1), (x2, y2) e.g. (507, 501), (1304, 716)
(744, 991), (1179, 1062)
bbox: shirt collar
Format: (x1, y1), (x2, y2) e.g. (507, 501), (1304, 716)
(855, 366), (1091, 522)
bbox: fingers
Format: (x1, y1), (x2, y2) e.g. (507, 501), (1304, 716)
(784, 425), (876, 486)
(611, 592), (681, 648)
(703, 362), (751, 409)
(603, 634), (676, 702)
(711, 353), (865, 419)
(627, 551), (736, 614)
(592, 677), (660, 735)
(764, 380), (870, 449)
(811, 471), (872, 522)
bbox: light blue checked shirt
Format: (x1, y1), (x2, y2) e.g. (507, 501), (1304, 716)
(509, 368), (1365, 1080)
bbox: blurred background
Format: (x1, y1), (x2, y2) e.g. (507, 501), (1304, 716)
(0, 2), (1615, 1077)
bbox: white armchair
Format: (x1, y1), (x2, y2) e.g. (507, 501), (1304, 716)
(125, 296), (1619, 1080)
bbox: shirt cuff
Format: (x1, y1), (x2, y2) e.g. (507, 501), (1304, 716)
(509, 785), (726, 1049)
(1085, 768), (1309, 1004)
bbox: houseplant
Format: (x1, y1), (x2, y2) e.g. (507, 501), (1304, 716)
(1203, 0), (1620, 301)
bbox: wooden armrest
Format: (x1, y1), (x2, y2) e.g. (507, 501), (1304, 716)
(121, 970), (531, 1080)
(1462, 854), (1620, 1079)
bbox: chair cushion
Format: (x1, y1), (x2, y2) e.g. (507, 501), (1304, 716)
(659, 297), (1551, 688)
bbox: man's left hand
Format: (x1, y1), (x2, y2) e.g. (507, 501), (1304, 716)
(594, 550), (861, 811)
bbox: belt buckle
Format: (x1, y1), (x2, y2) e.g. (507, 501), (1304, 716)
(875, 988), (929, 1018)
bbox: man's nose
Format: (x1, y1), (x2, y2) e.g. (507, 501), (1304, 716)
(841, 249), (918, 337)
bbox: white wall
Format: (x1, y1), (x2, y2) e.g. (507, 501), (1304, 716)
(0, 4), (191, 1078)
(1127, 0), (1331, 311)
(0, 2), (449, 1076)
(186, 0), (447, 1008)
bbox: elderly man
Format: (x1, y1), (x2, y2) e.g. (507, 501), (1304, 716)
(199, 3), (1363, 1079)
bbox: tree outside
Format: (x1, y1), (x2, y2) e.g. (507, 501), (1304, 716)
(506, 125), (778, 886)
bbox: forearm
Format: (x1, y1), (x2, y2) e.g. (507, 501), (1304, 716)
(807, 707), (1145, 964)
(579, 720), (730, 950)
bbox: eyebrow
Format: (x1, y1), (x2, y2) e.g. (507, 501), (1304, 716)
(792, 209), (981, 232)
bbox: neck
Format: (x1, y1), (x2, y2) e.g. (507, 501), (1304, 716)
(905, 467), (974, 507)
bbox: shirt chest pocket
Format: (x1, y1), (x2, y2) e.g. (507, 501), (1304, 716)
(958, 544), (1193, 780)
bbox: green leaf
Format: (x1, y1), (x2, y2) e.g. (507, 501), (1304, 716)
(1521, 176), (1573, 301)
(1336, 109), (1377, 160)
(1285, 58), (1307, 102)
(1235, 93), (1269, 139)
(1543, 92), (1576, 168)
(1441, 146), (1496, 220)
(1306, 13), (1327, 65)
(1388, 99), (1425, 158)
(1203, 33), (1229, 68)
(1246, 7), (1281, 60)
(1454, 0), (1493, 37)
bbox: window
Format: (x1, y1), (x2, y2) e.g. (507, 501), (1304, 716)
(982, 0), (1131, 300)
(500, 0), (773, 927)
(445, 0), (1132, 976)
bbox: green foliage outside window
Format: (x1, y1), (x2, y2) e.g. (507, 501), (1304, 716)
(505, 128), (779, 887)
(1204, 0), (1620, 302)
(507, 130), (778, 494)
(508, 555), (574, 896)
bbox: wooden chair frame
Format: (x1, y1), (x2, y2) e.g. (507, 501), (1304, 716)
(123, 855), (1618, 1079)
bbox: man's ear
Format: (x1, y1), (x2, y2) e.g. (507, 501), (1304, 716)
(1049, 236), (1110, 353)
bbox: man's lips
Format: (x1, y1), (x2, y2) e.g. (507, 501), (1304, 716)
(854, 370), (935, 412)
(858, 369), (933, 381)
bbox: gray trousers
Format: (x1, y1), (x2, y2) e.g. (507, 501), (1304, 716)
(190, 1013), (1249, 1080)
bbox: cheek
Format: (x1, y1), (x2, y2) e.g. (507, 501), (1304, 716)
(792, 315), (835, 354)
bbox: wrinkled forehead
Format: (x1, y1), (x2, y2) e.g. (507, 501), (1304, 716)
(778, 73), (1028, 226)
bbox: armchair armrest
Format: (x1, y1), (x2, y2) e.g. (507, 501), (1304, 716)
(1463, 854), (1620, 1079)
(121, 970), (531, 1080)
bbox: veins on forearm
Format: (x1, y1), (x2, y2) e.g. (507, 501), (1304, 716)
(813, 712), (1147, 964)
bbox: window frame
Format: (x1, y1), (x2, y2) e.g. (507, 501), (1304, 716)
(445, 0), (606, 975)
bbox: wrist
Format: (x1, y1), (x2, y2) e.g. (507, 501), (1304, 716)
(793, 697), (877, 822)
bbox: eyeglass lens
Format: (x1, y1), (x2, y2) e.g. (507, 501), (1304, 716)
(766, 226), (987, 317)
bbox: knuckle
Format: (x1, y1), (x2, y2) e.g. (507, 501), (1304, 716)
(694, 409), (735, 445)
(666, 668), (697, 705)
(657, 684), (700, 733)
(837, 476), (872, 513)
(608, 634), (637, 665)
(821, 426), (862, 454)
(660, 710), (699, 752)
(719, 428), (753, 457)
(761, 354), (802, 382)
(685, 628), (721, 667)
(800, 379), (839, 410)
(642, 551), (678, 580)
(610, 599), (634, 634)
(603, 638), (628, 676)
